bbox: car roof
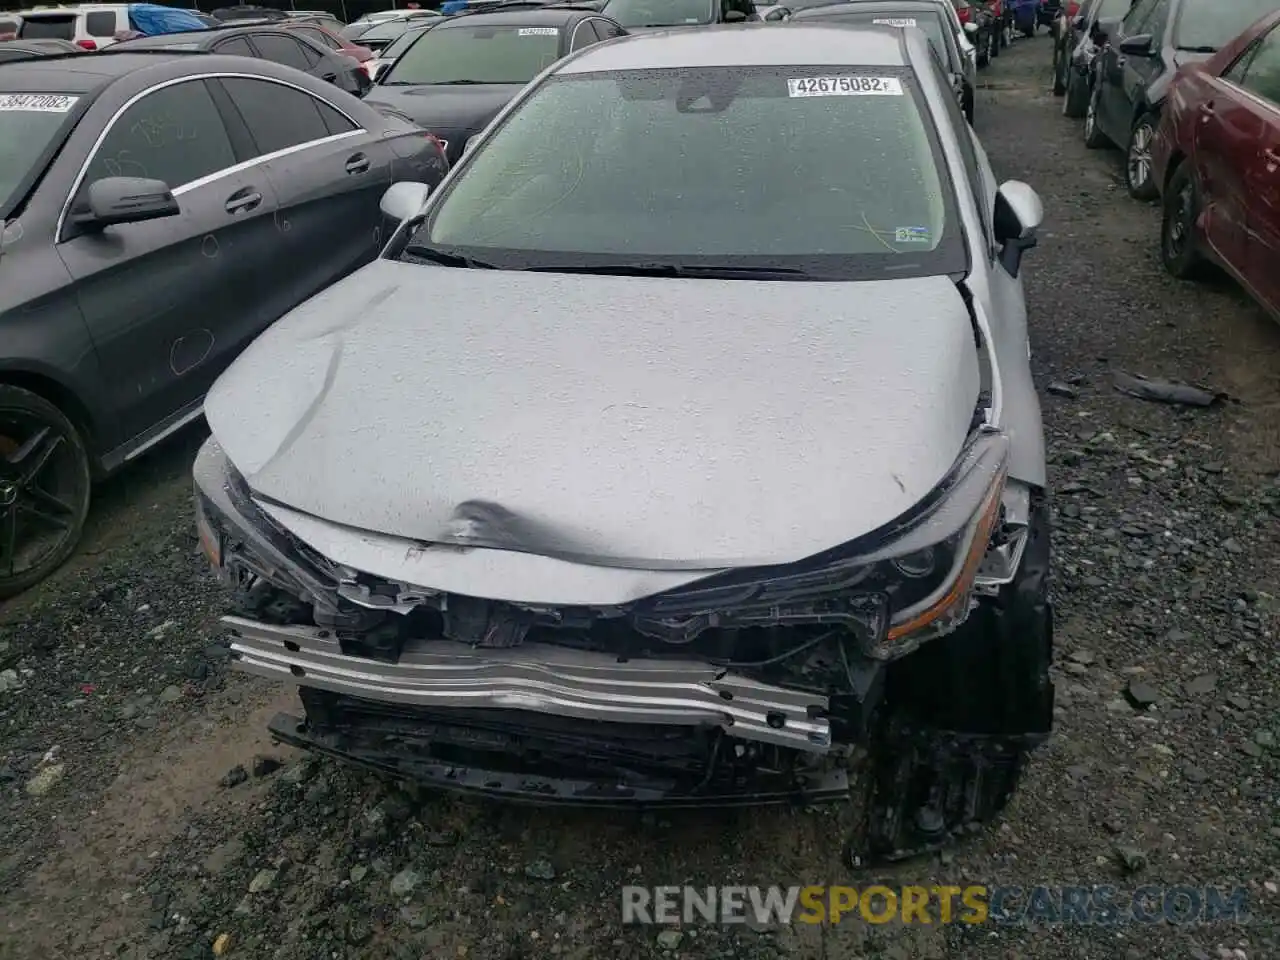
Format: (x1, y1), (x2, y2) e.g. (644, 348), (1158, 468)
(0, 50), (184, 91)
(437, 6), (588, 28)
(112, 24), (314, 47)
(795, 0), (950, 14)
(559, 22), (908, 72)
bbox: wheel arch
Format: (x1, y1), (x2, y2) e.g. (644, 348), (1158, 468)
(0, 366), (105, 478)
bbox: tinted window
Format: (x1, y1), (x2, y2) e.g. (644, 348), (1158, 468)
(82, 81), (235, 191)
(295, 25), (341, 47)
(318, 100), (358, 135)
(597, 18), (626, 37)
(384, 24), (563, 85)
(221, 77), (337, 154)
(570, 19), (600, 48)
(419, 68), (961, 277)
(1174, 0), (1280, 51)
(18, 14), (75, 38)
(1237, 25), (1280, 101)
(603, 0), (714, 26)
(1143, 0), (1171, 44)
(85, 10), (117, 36)
(0, 92), (78, 213)
(214, 35), (256, 55)
(251, 33), (313, 69)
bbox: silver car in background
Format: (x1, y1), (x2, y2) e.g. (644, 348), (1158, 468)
(194, 23), (1052, 862)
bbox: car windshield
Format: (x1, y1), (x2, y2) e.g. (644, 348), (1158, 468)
(359, 19), (419, 41)
(382, 24), (562, 84)
(1174, 0), (1280, 51)
(602, 0), (714, 27)
(0, 93), (79, 215)
(381, 26), (431, 58)
(803, 11), (951, 64)
(410, 66), (962, 279)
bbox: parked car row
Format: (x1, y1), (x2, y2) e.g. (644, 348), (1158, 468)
(1050, 0), (1280, 320)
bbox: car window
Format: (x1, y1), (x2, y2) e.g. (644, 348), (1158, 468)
(380, 26), (429, 58)
(250, 32), (314, 69)
(384, 24), (563, 85)
(219, 77), (348, 154)
(296, 25), (340, 48)
(602, 0), (715, 27)
(84, 10), (117, 36)
(18, 14), (75, 39)
(1122, 0), (1159, 33)
(1174, 0), (1280, 52)
(0, 91), (79, 215)
(1143, 0), (1170, 45)
(1234, 23), (1280, 101)
(213, 35), (257, 55)
(597, 18), (627, 36)
(80, 80), (235, 194)
(570, 19), (600, 48)
(417, 67), (964, 279)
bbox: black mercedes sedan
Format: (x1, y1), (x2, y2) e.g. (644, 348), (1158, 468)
(366, 3), (627, 164)
(0, 51), (447, 597)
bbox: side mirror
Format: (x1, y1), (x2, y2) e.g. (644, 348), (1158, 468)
(380, 181), (432, 221)
(993, 180), (1042, 277)
(1072, 15), (1084, 29)
(964, 20), (979, 34)
(72, 177), (179, 230)
(723, 9), (747, 21)
(1118, 32), (1153, 56)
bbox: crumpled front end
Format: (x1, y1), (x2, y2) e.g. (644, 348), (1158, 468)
(194, 426), (1051, 850)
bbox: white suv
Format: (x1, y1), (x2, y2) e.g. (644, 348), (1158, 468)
(17, 5), (131, 50)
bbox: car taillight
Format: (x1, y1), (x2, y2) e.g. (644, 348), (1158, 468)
(76, 38), (97, 49)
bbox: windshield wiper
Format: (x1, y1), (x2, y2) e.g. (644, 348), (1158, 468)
(402, 244), (498, 269)
(426, 79), (496, 85)
(524, 263), (815, 280)
(1175, 44), (1216, 53)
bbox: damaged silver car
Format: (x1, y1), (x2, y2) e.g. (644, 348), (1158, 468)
(194, 23), (1054, 861)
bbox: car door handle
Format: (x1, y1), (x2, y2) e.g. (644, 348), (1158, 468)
(224, 189), (262, 214)
(345, 154), (371, 175)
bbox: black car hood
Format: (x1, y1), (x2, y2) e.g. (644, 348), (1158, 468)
(364, 83), (519, 132)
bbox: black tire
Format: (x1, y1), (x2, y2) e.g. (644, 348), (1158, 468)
(1052, 42), (1067, 95)
(1083, 81), (1110, 148)
(1161, 162), (1208, 280)
(1062, 68), (1089, 118)
(0, 385), (92, 599)
(1125, 110), (1160, 201)
(865, 490), (1053, 861)
(991, 24), (1000, 55)
(963, 84), (975, 124)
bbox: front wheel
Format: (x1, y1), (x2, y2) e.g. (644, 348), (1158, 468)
(1126, 111), (1160, 201)
(1052, 43), (1067, 95)
(963, 84), (975, 124)
(1161, 162), (1207, 280)
(1083, 82), (1110, 148)
(0, 385), (92, 599)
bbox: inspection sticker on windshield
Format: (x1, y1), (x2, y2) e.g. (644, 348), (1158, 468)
(787, 76), (903, 97)
(517, 26), (558, 35)
(872, 17), (916, 26)
(894, 226), (931, 243)
(0, 94), (78, 113)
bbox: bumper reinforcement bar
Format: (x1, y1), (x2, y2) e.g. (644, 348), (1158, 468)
(225, 616), (832, 752)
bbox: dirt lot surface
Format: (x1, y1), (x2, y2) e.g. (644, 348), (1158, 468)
(2, 35), (1278, 960)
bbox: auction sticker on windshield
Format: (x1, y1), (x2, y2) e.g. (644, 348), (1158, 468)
(787, 76), (903, 97)
(518, 26), (558, 35)
(0, 94), (78, 112)
(873, 17), (916, 26)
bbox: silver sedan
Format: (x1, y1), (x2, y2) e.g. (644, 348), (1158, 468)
(195, 22), (1052, 863)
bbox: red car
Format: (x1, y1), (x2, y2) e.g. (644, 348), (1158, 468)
(1153, 8), (1280, 317)
(280, 20), (374, 71)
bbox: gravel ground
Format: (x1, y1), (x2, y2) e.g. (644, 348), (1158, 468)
(2, 36), (1278, 960)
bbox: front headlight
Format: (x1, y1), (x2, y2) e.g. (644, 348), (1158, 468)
(629, 431), (1010, 660)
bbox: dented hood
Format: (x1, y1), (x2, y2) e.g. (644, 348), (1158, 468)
(204, 261), (981, 570)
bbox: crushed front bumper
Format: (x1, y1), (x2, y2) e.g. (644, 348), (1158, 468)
(226, 615), (833, 752)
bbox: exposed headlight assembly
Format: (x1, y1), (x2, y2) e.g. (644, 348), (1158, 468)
(629, 430), (1010, 660)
